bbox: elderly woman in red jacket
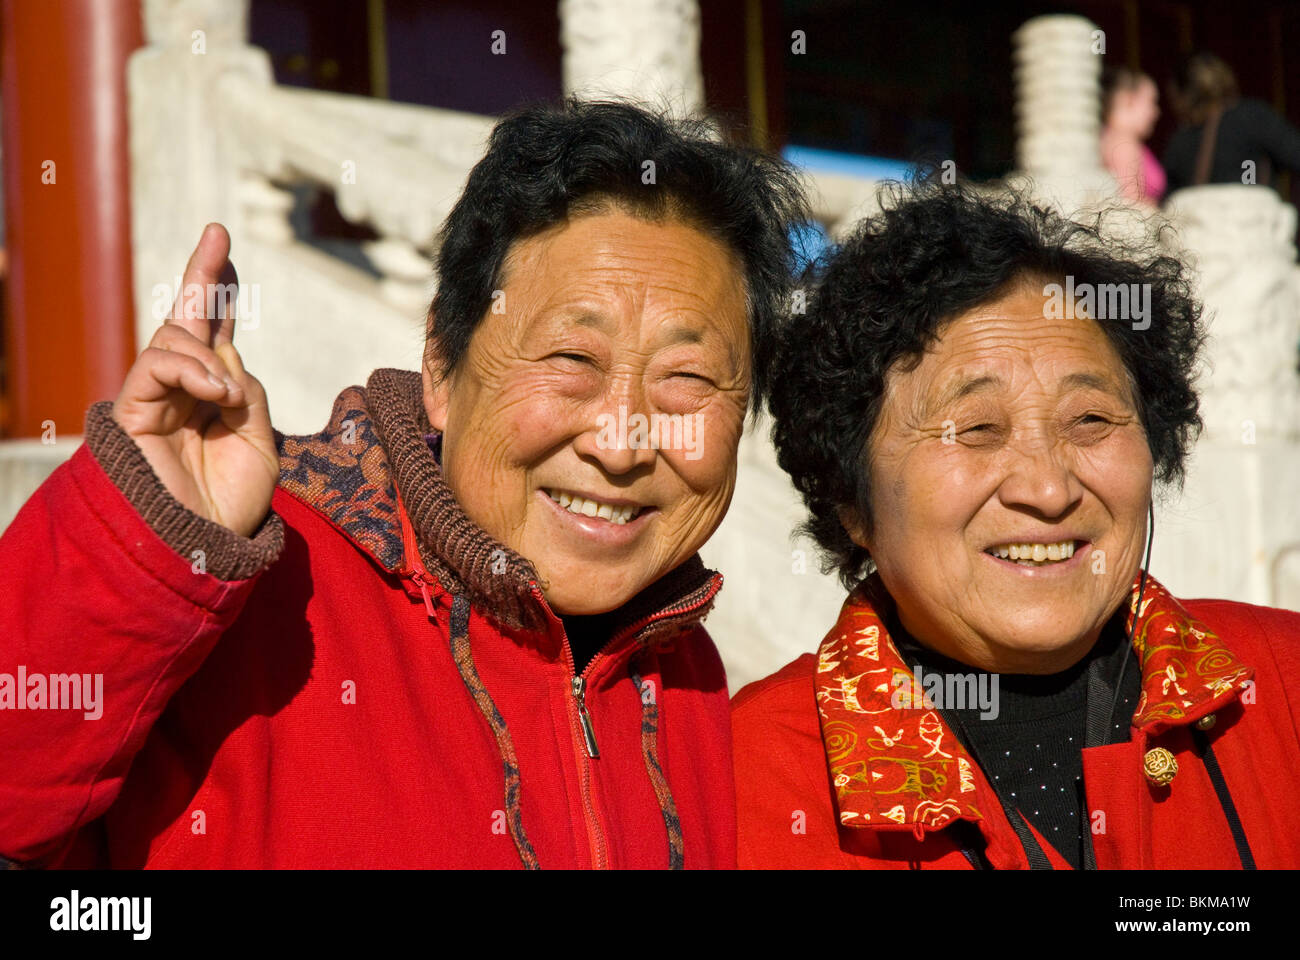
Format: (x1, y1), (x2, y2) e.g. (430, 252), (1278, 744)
(734, 179), (1300, 869)
(0, 100), (808, 868)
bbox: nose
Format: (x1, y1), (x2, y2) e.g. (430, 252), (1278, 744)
(573, 388), (658, 476)
(996, 441), (1084, 520)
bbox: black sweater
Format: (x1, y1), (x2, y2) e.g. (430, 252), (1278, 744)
(1163, 97), (1300, 192)
(885, 607), (1141, 869)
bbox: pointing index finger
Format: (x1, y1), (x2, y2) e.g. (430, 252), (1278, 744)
(166, 223), (239, 346)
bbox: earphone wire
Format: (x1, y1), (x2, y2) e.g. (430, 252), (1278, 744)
(1107, 499), (1156, 736)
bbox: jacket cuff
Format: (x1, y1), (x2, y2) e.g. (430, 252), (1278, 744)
(84, 400), (284, 581)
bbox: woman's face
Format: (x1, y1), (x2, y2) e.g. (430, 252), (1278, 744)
(850, 280), (1153, 673)
(424, 209), (751, 616)
(1113, 77), (1160, 139)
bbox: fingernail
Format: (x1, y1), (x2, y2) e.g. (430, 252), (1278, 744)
(207, 373), (226, 390)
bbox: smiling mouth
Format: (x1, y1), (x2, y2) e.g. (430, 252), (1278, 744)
(545, 488), (644, 525)
(984, 540), (1083, 567)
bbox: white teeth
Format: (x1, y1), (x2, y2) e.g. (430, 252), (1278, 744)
(545, 489), (642, 525)
(986, 540), (1077, 565)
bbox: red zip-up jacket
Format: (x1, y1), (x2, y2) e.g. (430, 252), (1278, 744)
(733, 574), (1300, 868)
(0, 369), (736, 869)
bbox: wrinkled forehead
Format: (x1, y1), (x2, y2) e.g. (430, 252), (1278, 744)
(492, 211), (751, 347)
(892, 282), (1137, 416)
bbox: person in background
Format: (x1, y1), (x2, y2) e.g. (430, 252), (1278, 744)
(1163, 52), (1300, 193)
(1100, 66), (1165, 206)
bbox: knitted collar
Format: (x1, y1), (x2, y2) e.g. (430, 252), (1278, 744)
(816, 572), (1254, 834)
(275, 368), (719, 634)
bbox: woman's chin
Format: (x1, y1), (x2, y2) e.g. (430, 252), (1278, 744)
(538, 565), (645, 617)
(978, 619), (1104, 672)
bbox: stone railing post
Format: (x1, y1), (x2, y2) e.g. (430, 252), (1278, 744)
(128, 0), (273, 349)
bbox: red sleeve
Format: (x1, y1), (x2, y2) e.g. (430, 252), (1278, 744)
(0, 440), (279, 865)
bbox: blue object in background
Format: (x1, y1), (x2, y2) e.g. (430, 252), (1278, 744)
(781, 146), (916, 267)
(782, 145), (914, 184)
(789, 221), (830, 272)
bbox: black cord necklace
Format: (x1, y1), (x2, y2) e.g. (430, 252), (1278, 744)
(893, 503), (1156, 870)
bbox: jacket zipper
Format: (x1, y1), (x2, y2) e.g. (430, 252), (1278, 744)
(542, 585), (610, 869)
(411, 570), (439, 620)
(535, 576), (721, 870)
(571, 676), (599, 758)
(399, 487), (721, 869)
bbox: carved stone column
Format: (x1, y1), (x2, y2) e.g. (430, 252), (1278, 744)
(1008, 14), (1117, 216)
(559, 0), (704, 113)
(1152, 185), (1300, 607)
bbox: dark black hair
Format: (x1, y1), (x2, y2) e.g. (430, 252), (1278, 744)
(1170, 52), (1239, 126)
(770, 178), (1206, 589)
(429, 98), (810, 411)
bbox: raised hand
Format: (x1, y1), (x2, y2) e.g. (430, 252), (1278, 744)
(111, 224), (277, 538)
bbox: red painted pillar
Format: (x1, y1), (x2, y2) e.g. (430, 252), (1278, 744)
(1, 0), (142, 438)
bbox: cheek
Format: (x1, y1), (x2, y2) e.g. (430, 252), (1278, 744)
(686, 411), (741, 479)
(1076, 429), (1153, 516)
(457, 379), (585, 469)
(658, 408), (744, 514)
(877, 445), (988, 547)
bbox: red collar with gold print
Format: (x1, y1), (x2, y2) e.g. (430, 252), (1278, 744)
(815, 573), (1254, 832)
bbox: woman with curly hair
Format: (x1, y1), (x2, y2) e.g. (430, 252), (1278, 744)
(733, 180), (1300, 869)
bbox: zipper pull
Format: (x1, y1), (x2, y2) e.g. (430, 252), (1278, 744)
(412, 571), (438, 622)
(572, 676), (599, 758)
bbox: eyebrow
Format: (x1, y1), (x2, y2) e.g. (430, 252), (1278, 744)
(559, 310), (741, 374)
(570, 312), (611, 333)
(571, 312), (704, 345)
(924, 370), (1126, 417)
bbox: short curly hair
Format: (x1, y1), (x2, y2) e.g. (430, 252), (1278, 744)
(431, 98), (810, 412)
(770, 179), (1206, 589)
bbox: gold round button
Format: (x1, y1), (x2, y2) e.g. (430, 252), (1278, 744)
(1144, 747), (1179, 786)
(1195, 714), (1217, 731)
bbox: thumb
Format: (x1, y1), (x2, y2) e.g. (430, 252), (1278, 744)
(212, 340), (259, 411)
(214, 340), (247, 383)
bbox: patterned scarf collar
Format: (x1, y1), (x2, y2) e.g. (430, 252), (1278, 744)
(816, 572), (1254, 833)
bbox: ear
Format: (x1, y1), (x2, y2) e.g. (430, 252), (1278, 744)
(837, 503), (871, 552)
(421, 313), (453, 433)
